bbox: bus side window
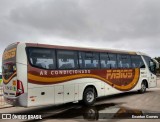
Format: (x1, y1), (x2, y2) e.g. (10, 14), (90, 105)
(100, 53), (110, 69)
(132, 63), (136, 68)
(117, 54), (131, 69)
(28, 48), (56, 70)
(131, 55), (145, 68)
(108, 53), (117, 69)
(79, 52), (99, 69)
(57, 50), (78, 69)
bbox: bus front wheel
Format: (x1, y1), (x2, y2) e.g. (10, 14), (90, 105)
(83, 87), (96, 106)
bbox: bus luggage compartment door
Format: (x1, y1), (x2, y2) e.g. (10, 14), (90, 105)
(55, 85), (64, 104)
(28, 87), (54, 106)
(64, 84), (75, 103)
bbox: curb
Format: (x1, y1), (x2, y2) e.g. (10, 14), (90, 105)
(0, 105), (13, 109)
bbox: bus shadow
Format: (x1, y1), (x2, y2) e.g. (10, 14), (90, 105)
(96, 90), (154, 102)
(23, 102), (146, 122)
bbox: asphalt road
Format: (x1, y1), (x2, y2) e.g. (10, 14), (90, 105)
(0, 79), (160, 122)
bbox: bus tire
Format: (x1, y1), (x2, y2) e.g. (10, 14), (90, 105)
(138, 81), (147, 93)
(83, 87), (96, 106)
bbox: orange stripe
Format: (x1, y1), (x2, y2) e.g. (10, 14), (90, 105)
(28, 68), (140, 90)
(3, 72), (17, 84)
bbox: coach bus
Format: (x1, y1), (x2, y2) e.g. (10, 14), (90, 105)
(2, 42), (159, 107)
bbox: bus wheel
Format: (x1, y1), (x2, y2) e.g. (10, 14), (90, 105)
(83, 87), (96, 106)
(139, 81), (146, 93)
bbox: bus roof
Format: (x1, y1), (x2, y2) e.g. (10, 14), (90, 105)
(18, 42), (149, 56)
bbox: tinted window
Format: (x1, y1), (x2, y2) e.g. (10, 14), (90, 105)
(143, 56), (156, 74)
(150, 59), (156, 74)
(2, 62), (16, 79)
(143, 56), (151, 67)
(28, 48), (56, 69)
(100, 53), (110, 69)
(131, 55), (145, 68)
(79, 52), (99, 69)
(0, 75), (2, 79)
(108, 53), (117, 68)
(117, 54), (131, 68)
(57, 50), (78, 69)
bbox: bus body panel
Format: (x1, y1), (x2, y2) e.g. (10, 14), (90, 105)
(3, 43), (28, 106)
(3, 77), (17, 97)
(2, 43), (18, 105)
(28, 86), (55, 106)
(149, 74), (157, 88)
(15, 43), (28, 106)
(64, 84), (75, 103)
(27, 76), (143, 107)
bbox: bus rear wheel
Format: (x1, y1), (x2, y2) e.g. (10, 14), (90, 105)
(138, 81), (146, 93)
(83, 87), (96, 106)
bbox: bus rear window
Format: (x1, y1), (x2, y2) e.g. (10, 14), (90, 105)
(27, 48), (56, 70)
(3, 62), (16, 79)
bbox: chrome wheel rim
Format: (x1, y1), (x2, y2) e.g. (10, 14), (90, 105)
(86, 91), (94, 103)
(141, 83), (146, 92)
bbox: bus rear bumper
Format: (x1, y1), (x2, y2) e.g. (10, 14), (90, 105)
(4, 93), (27, 107)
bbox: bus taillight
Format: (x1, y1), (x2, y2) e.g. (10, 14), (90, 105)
(16, 80), (24, 96)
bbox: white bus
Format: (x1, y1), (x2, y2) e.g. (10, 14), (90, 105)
(2, 42), (159, 107)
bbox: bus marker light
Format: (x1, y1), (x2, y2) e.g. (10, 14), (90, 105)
(30, 96), (37, 98)
(31, 99), (35, 101)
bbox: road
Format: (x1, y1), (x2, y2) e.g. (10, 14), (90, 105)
(0, 79), (160, 122)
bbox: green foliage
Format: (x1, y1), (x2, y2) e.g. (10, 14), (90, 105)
(0, 79), (2, 85)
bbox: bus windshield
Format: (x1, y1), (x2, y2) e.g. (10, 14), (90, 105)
(143, 56), (157, 74)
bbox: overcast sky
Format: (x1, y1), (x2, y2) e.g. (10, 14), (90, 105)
(0, 0), (160, 70)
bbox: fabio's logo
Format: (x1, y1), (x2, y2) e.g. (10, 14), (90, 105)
(106, 69), (133, 79)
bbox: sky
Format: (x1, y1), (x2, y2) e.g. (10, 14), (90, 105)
(0, 0), (160, 71)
